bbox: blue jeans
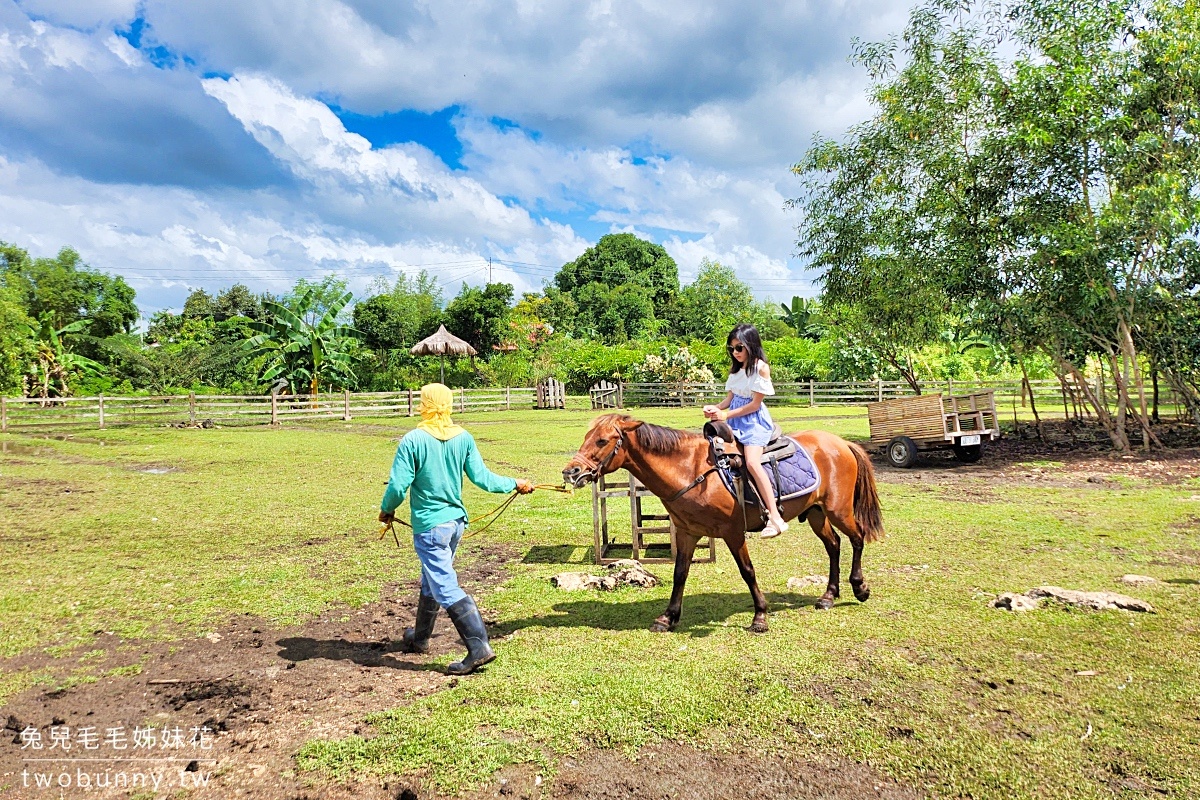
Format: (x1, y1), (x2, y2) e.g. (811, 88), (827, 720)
(412, 517), (468, 608)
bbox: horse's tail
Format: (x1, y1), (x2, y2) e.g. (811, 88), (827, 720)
(851, 443), (885, 543)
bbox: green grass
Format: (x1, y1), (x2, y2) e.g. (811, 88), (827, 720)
(2, 407), (1199, 798)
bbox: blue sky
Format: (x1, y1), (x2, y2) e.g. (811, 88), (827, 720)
(0, 0), (911, 314)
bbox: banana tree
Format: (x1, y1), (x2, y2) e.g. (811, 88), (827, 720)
(243, 287), (359, 396)
(25, 314), (105, 401)
(778, 296), (823, 340)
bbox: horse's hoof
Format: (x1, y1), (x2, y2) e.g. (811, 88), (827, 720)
(750, 617), (769, 633)
(816, 596), (835, 611)
(649, 617), (674, 633)
(854, 585), (871, 602)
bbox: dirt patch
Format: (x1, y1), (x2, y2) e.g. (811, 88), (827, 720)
(535, 745), (920, 800)
(870, 420), (1200, 490)
(0, 545), (516, 800)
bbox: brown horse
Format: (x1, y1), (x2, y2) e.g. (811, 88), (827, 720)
(562, 414), (884, 633)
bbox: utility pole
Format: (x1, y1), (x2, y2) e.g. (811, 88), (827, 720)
(487, 257), (493, 283)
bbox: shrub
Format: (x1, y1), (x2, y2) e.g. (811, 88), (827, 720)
(628, 346), (715, 384)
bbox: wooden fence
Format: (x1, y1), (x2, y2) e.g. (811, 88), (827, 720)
(1, 377), (1183, 432)
(0, 387), (536, 432)
(618, 377), (1181, 415)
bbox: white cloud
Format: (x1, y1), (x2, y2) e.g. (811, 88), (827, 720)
(141, 0), (909, 170)
(14, 0), (138, 30)
(0, 0), (905, 312)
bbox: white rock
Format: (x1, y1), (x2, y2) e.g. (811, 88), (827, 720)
(787, 575), (827, 590)
(1118, 574), (1157, 587)
(991, 593), (1040, 611)
(1029, 586), (1155, 613)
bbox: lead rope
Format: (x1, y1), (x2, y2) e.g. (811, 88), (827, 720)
(379, 483), (574, 546)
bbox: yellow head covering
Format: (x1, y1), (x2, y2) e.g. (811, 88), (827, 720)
(416, 383), (466, 441)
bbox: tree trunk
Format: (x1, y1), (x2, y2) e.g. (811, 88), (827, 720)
(887, 356), (922, 394)
(1016, 346), (1043, 441)
(1119, 319), (1153, 450)
(1059, 357), (1129, 452)
(1150, 362), (1160, 423)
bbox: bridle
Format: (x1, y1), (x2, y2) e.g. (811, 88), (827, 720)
(571, 426), (625, 484)
(571, 423), (717, 504)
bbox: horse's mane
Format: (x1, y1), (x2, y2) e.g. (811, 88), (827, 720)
(637, 421), (701, 454)
(591, 414), (701, 455)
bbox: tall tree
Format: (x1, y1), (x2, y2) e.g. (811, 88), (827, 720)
(353, 271), (443, 352)
(556, 233), (679, 309)
(443, 282), (513, 355)
(675, 260), (755, 343)
(0, 285), (34, 394)
(1, 245), (138, 342)
(792, 0), (1200, 448)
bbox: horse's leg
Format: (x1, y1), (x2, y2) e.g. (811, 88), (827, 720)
(825, 509), (870, 602)
(724, 531), (770, 632)
(651, 532), (699, 633)
(806, 507), (841, 610)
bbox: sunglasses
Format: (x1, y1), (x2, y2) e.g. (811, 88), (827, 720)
(727, 344), (745, 354)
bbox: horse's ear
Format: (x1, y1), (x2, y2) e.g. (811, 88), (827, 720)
(617, 416), (644, 431)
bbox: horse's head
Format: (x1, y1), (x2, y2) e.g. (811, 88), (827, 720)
(561, 414), (643, 488)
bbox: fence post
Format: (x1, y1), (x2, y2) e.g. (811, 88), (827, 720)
(809, 379), (815, 407)
(98, 393), (105, 429)
(270, 393), (278, 426)
(0, 396), (5, 432)
(617, 382), (624, 408)
(407, 389), (414, 416)
(343, 389), (351, 421)
(188, 392), (196, 424)
(877, 377), (883, 402)
(460, 387), (466, 413)
(505, 386), (511, 411)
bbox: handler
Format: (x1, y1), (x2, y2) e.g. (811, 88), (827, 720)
(378, 383), (533, 675)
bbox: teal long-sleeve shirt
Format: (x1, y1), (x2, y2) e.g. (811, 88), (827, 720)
(380, 428), (517, 532)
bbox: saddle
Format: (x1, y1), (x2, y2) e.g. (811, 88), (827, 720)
(702, 420), (799, 465)
(702, 420), (819, 531)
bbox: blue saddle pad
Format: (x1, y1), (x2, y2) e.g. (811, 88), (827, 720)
(718, 437), (820, 506)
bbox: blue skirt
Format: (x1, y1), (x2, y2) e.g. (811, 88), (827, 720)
(728, 395), (774, 447)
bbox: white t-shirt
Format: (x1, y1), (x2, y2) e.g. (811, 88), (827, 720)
(725, 360), (775, 398)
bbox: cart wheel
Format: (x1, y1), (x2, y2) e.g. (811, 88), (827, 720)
(886, 436), (918, 468)
(953, 443), (983, 463)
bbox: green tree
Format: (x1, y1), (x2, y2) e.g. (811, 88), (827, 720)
(1, 245), (138, 344)
(353, 271), (443, 351)
(443, 282), (513, 354)
(792, 0), (1200, 445)
(284, 276), (352, 327)
(675, 259), (755, 342)
(0, 285), (35, 394)
(182, 289), (217, 320)
(244, 285), (359, 395)
(214, 283), (265, 321)
(556, 233), (680, 313)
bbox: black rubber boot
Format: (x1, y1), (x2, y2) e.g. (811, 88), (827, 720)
(445, 596), (495, 675)
(401, 593), (440, 654)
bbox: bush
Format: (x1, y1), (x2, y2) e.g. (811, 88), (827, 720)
(628, 346), (715, 384)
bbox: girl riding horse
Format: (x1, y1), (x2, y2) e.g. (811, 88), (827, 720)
(563, 415), (883, 632)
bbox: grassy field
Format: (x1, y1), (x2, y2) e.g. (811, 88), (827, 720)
(2, 405), (1198, 798)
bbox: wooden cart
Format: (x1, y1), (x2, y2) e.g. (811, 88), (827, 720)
(866, 390), (999, 468)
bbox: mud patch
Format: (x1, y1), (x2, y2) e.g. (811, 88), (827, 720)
(534, 744), (921, 800)
(0, 544), (517, 800)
